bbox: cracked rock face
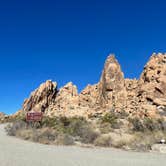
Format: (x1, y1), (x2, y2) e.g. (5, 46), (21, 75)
(137, 53), (166, 117)
(97, 55), (126, 110)
(22, 80), (57, 113)
(18, 53), (166, 119)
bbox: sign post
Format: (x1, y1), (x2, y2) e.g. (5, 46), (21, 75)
(26, 112), (43, 127)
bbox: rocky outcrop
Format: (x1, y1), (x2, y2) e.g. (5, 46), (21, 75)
(23, 80), (57, 113)
(79, 84), (99, 108)
(19, 53), (166, 119)
(139, 53), (166, 101)
(0, 112), (5, 118)
(97, 55), (127, 111)
(46, 82), (79, 116)
(0, 112), (9, 123)
(0, 112), (5, 122)
(137, 53), (166, 117)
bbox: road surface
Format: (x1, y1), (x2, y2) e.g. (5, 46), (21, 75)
(0, 124), (166, 166)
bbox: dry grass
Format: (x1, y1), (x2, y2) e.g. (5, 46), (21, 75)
(54, 134), (75, 145)
(5, 117), (99, 145)
(94, 134), (112, 147)
(5, 115), (166, 152)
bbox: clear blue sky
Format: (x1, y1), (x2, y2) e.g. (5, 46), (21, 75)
(0, 0), (166, 114)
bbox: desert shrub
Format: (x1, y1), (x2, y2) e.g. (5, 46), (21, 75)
(5, 116), (99, 145)
(156, 119), (166, 131)
(129, 132), (163, 151)
(5, 120), (57, 144)
(5, 124), (14, 136)
(5, 120), (27, 136)
(41, 117), (58, 128)
(35, 128), (57, 144)
(101, 112), (118, 124)
(55, 134), (74, 145)
(129, 118), (145, 132)
(42, 116), (98, 144)
(64, 117), (87, 136)
(99, 112), (122, 129)
(62, 117), (98, 144)
(129, 117), (166, 132)
(99, 122), (113, 134)
(15, 112), (26, 122)
(113, 140), (128, 149)
(117, 111), (129, 119)
(79, 127), (99, 144)
(94, 135), (112, 147)
(16, 129), (34, 140)
(143, 118), (157, 131)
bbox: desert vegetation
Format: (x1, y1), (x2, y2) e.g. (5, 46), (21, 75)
(5, 116), (99, 146)
(5, 110), (166, 152)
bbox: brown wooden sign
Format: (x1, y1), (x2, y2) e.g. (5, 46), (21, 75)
(26, 112), (43, 122)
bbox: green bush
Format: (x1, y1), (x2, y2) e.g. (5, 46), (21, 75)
(100, 112), (121, 129)
(41, 117), (58, 128)
(101, 112), (118, 124)
(60, 117), (98, 144)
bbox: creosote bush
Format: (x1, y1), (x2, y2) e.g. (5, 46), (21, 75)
(101, 112), (118, 125)
(99, 111), (123, 130)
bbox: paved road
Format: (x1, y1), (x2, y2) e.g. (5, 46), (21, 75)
(0, 124), (166, 166)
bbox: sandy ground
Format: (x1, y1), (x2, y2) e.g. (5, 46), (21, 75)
(0, 124), (166, 166)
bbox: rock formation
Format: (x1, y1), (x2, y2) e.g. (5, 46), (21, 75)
(22, 80), (57, 113)
(137, 53), (166, 117)
(18, 53), (166, 119)
(0, 112), (5, 122)
(97, 55), (127, 111)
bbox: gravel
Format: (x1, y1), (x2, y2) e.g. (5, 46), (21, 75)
(0, 124), (166, 166)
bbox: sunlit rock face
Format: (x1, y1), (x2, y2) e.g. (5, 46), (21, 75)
(22, 80), (58, 113)
(19, 53), (166, 119)
(96, 55), (127, 112)
(137, 53), (166, 117)
(0, 112), (5, 121)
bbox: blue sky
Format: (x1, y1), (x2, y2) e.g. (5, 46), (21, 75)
(0, 0), (166, 114)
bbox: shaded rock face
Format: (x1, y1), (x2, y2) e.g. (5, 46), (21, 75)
(46, 82), (79, 116)
(20, 53), (166, 119)
(97, 55), (127, 112)
(79, 84), (99, 108)
(23, 80), (57, 113)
